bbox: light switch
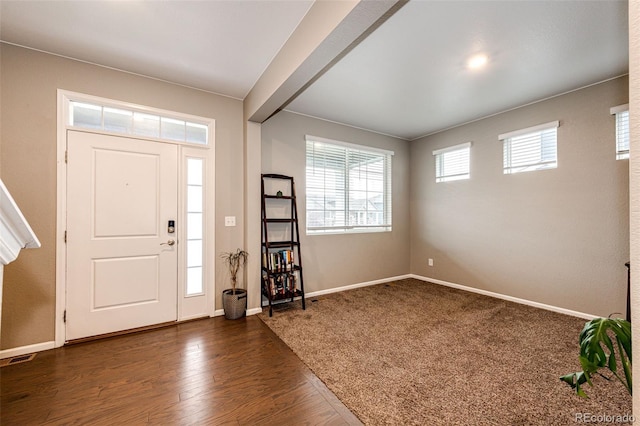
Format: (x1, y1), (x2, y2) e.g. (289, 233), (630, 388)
(225, 216), (236, 227)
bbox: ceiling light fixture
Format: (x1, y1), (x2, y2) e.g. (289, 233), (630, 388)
(467, 53), (488, 70)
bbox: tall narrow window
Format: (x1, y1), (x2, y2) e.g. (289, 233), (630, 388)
(306, 136), (392, 234)
(433, 142), (471, 183)
(611, 104), (629, 160)
(186, 158), (204, 295)
(500, 121), (559, 174)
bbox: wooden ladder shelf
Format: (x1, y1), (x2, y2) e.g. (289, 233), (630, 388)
(261, 174), (306, 316)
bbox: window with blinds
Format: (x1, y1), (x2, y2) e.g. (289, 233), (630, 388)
(433, 142), (471, 183)
(306, 136), (393, 234)
(500, 121), (559, 174)
(611, 104), (629, 160)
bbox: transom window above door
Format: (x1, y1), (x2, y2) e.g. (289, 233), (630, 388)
(69, 100), (209, 145)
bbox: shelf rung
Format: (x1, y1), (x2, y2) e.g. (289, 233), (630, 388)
(263, 241), (299, 248)
(265, 218), (294, 223)
(264, 195), (294, 200)
(262, 174), (293, 180)
(267, 291), (304, 302)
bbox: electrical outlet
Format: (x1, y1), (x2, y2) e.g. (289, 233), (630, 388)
(428, 258), (434, 267)
(225, 216), (236, 227)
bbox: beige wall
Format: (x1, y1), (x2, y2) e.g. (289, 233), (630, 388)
(410, 76), (630, 317)
(261, 110), (410, 292)
(0, 44), (245, 349)
(0, 43), (632, 350)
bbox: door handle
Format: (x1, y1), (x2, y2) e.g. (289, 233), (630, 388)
(161, 239), (176, 246)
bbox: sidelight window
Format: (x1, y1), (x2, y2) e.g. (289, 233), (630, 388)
(186, 158), (204, 296)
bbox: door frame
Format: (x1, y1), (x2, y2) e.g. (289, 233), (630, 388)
(55, 90), (215, 347)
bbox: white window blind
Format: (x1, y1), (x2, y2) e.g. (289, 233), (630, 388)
(500, 121), (559, 174)
(306, 136), (393, 234)
(611, 104), (629, 160)
(433, 142), (471, 183)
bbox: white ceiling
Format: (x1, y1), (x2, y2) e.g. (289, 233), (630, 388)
(0, 1), (629, 140)
(289, 0), (629, 140)
(0, 0), (314, 99)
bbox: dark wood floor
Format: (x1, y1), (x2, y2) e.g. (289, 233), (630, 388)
(1, 316), (361, 425)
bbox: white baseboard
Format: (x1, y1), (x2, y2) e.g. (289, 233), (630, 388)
(0, 341), (55, 360)
(3, 275), (592, 359)
(246, 307), (262, 316)
(213, 307), (262, 317)
(305, 274), (413, 298)
(409, 274), (597, 320)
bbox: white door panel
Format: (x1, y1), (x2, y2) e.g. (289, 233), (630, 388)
(66, 131), (178, 340)
(92, 255), (159, 309)
(93, 149), (160, 237)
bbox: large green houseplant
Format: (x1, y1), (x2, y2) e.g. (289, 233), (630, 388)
(560, 317), (632, 397)
(220, 249), (249, 320)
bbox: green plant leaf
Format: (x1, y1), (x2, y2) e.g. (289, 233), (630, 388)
(560, 371), (589, 398)
(561, 317), (632, 397)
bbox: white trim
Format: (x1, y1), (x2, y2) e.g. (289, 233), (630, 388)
(409, 274), (597, 320)
(0, 341), (55, 360)
(498, 120), (560, 141)
(305, 134), (394, 156)
(247, 307), (263, 316)
(611, 104), (629, 115)
(299, 273), (596, 319)
(305, 274), (412, 298)
(0, 179), (41, 265)
(213, 307), (262, 317)
(55, 90), (68, 348)
(432, 142), (472, 156)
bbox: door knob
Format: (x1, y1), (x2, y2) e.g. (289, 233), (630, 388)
(161, 239), (176, 246)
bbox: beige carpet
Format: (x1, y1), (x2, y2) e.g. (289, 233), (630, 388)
(258, 278), (632, 425)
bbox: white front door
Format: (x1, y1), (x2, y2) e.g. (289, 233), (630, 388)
(66, 130), (178, 340)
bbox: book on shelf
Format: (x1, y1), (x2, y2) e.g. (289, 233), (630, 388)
(263, 249), (295, 272)
(266, 271), (299, 297)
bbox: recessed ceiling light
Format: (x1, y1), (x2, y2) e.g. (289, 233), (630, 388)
(467, 53), (488, 70)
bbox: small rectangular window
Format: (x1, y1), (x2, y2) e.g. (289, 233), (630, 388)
(500, 121), (559, 174)
(433, 142), (471, 183)
(71, 102), (102, 129)
(69, 100), (209, 145)
(306, 136), (392, 234)
(611, 104), (629, 160)
(103, 107), (132, 134)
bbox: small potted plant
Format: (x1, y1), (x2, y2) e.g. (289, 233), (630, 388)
(220, 249), (249, 320)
